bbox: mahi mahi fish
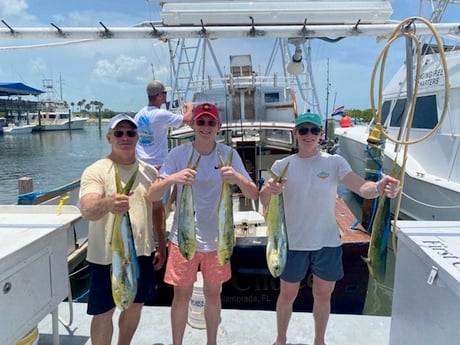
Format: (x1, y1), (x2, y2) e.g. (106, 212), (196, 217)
(217, 149), (234, 266)
(362, 189), (391, 283)
(178, 151), (201, 260)
(111, 164), (139, 311)
(265, 162), (290, 278)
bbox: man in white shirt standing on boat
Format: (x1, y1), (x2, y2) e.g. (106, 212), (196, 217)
(146, 103), (259, 345)
(134, 80), (193, 170)
(260, 112), (400, 345)
(79, 113), (166, 345)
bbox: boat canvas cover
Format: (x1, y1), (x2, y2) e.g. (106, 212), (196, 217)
(0, 82), (44, 96)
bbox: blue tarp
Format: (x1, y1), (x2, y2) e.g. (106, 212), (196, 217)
(0, 82), (44, 96)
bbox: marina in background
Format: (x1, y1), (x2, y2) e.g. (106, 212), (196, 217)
(0, 79), (89, 133)
(0, 122), (109, 205)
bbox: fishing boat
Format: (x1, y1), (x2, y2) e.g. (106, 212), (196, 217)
(29, 79), (88, 131)
(31, 98), (88, 131)
(150, 35), (372, 314)
(1, 0), (459, 318)
(334, 2), (460, 222)
(2, 123), (36, 135)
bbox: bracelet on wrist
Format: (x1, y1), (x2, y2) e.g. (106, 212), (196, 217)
(374, 181), (380, 195)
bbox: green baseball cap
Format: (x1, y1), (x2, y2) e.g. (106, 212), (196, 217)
(294, 112), (323, 128)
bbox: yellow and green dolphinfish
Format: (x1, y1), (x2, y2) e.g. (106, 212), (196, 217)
(362, 189), (391, 283)
(266, 162), (289, 278)
(111, 164), (139, 311)
(217, 149), (234, 266)
(178, 150), (201, 260)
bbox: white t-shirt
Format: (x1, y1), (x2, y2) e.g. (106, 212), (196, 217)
(134, 105), (184, 167)
(79, 158), (158, 264)
(160, 142), (252, 252)
(270, 151), (352, 251)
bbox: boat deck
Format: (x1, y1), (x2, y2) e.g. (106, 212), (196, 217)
(37, 302), (390, 345)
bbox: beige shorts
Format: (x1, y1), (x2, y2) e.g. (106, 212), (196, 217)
(164, 242), (231, 286)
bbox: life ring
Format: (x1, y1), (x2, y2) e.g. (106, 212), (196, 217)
(289, 88), (298, 118)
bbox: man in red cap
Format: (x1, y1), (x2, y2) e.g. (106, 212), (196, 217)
(147, 103), (258, 345)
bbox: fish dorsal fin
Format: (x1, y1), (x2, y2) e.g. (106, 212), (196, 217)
(268, 162), (290, 182)
(115, 164), (139, 194)
(217, 148), (233, 167)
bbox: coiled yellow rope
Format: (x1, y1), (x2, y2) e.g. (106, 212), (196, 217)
(369, 16), (450, 252)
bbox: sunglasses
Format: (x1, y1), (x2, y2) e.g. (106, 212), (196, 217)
(297, 127), (321, 136)
(195, 119), (218, 127)
(113, 129), (137, 138)
(161, 91), (167, 95)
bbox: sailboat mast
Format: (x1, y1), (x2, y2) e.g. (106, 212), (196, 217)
(325, 59), (331, 141)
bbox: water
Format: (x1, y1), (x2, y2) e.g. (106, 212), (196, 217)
(0, 122), (110, 204)
(0, 126), (394, 315)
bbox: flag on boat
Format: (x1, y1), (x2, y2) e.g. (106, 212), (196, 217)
(331, 105), (345, 116)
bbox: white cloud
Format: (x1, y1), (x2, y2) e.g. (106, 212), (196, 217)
(92, 55), (150, 84)
(0, 0), (28, 16)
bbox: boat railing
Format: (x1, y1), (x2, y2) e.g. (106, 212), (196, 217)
(189, 74), (295, 92)
(17, 179), (81, 205)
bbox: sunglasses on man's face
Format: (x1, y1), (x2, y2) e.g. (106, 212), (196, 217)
(297, 127), (321, 136)
(195, 119), (218, 127)
(113, 129), (137, 138)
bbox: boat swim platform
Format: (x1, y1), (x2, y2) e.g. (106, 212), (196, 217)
(37, 302), (390, 345)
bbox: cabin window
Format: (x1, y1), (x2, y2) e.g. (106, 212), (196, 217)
(266, 129), (292, 145)
(380, 100), (391, 126)
(389, 99), (406, 127)
(388, 95), (437, 129)
(264, 92), (280, 103)
(413, 95), (437, 129)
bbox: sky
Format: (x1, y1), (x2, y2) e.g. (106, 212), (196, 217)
(0, 0), (459, 114)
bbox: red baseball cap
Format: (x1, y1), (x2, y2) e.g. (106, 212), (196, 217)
(193, 103), (219, 120)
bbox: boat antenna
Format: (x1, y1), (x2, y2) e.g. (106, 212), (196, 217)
(324, 59), (331, 142)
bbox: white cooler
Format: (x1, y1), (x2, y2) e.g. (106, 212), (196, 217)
(390, 221), (460, 344)
(0, 205), (81, 345)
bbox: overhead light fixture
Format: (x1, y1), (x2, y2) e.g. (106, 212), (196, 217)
(286, 42), (305, 75)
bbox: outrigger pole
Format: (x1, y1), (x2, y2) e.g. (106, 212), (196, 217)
(1, 20), (460, 41)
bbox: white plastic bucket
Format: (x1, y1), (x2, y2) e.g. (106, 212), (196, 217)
(16, 327), (39, 345)
(187, 272), (206, 329)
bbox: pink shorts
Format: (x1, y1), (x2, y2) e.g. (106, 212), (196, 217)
(164, 242), (231, 286)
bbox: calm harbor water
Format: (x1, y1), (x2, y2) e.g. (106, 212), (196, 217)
(0, 122), (110, 204)
(0, 124), (394, 315)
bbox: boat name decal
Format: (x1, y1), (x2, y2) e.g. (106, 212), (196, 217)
(418, 68), (444, 88)
(421, 239), (460, 272)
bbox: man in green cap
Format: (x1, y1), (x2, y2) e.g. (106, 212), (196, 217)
(260, 111), (400, 345)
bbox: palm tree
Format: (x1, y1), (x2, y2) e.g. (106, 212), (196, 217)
(77, 100), (84, 112)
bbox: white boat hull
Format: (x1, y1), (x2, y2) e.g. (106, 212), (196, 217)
(3, 124), (35, 134)
(335, 125), (460, 221)
(36, 118), (88, 131)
